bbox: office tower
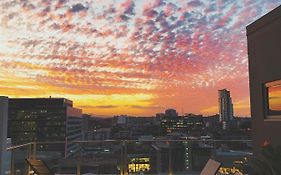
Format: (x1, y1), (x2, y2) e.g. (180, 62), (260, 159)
(160, 110), (205, 134)
(165, 109), (178, 118)
(8, 98), (82, 157)
(0, 96), (8, 175)
(218, 89), (234, 122)
(218, 89), (234, 126)
(116, 115), (129, 125)
(82, 114), (92, 140)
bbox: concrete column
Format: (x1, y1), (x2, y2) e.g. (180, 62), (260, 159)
(0, 96), (8, 175)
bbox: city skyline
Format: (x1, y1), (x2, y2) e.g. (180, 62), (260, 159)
(0, 0), (280, 116)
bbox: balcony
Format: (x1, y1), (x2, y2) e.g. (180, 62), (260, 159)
(5, 140), (252, 175)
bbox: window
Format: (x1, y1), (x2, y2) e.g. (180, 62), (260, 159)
(265, 80), (281, 119)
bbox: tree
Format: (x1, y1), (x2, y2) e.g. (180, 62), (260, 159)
(250, 144), (281, 175)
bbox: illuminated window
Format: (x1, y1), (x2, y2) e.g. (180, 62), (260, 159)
(128, 163), (150, 173)
(264, 80), (281, 119)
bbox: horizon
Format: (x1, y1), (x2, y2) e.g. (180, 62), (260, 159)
(0, 0), (280, 117)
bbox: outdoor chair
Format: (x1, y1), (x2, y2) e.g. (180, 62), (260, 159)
(25, 158), (54, 175)
(200, 159), (221, 175)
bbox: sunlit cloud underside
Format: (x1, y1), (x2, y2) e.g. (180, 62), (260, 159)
(0, 0), (280, 116)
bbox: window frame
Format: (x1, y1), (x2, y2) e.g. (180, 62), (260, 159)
(264, 79), (281, 121)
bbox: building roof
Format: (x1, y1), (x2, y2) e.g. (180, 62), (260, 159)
(247, 5), (281, 35)
(9, 97), (74, 107)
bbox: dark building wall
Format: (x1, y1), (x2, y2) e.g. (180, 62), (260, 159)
(0, 97), (8, 175)
(8, 98), (82, 157)
(247, 5), (281, 153)
(151, 143), (185, 173)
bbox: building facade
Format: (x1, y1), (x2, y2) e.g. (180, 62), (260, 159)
(165, 109), (178, 118)
(183, 141), (213, 171)
(0, 96), (8, 175)
(151, 142), (185, 173)
(218, 89), (234, 130)
(247, 5), (281, 153)
(160, 112), (204, 135)
(8, 98), (82, 157)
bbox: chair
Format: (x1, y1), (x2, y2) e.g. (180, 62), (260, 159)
(200, 159), (221, 175)
(25, 158), (54, 175)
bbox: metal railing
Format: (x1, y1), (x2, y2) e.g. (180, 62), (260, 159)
(5, 139), (252, 175)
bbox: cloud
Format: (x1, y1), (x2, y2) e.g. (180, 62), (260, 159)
(128, 105), (164, 109)
(201, 98), (250, 116)
(121, 0), (135, 15)
(77, 105), (119, 109)
(187, 0), (204, 8)
(118, 14), (130, 21)
(269, 96), (281, 100)
(70, 3), (87, 13)
(0, 0), (280, 116)
(94, 105), (119, 109)
(143, 9), (158, 18)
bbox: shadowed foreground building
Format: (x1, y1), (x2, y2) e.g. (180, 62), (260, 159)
(0, 96), (8, 175)
(247, 5), (281, 153)
(8, 98), (82, 157)
(151, 141), (185, 173)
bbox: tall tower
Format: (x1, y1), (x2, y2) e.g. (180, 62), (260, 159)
(218, 89), (234, 129)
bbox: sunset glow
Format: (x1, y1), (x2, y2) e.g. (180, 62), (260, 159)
(0, 0), (280, 116)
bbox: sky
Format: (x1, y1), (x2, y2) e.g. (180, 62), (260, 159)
(0, 0), (280, 117)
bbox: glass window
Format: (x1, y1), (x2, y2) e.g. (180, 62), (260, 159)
(265, 80), (281, 119)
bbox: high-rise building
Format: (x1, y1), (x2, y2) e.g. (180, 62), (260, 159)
(218, 89), (234, 130)
(8, 98), (82, 157)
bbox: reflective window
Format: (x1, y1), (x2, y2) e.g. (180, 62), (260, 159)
(265, 80), (281, 118)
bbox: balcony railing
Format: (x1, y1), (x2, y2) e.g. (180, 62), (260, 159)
(5, 139), (252, 175)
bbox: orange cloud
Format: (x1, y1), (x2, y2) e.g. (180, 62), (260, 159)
(0, 0), (279, 116)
